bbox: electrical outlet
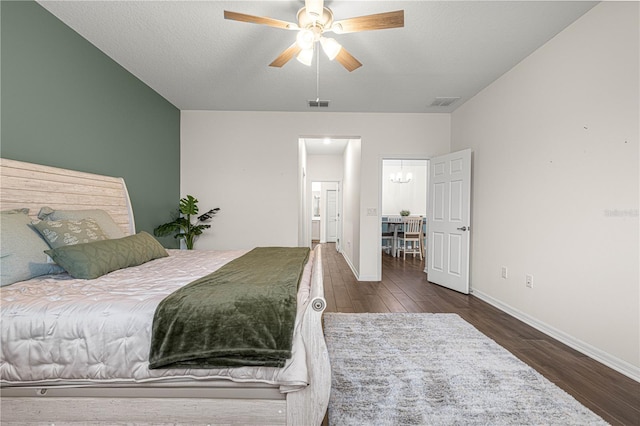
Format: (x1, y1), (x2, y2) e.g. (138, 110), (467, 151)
(526, 274), (533, 288)
(501, 266), (508, 279)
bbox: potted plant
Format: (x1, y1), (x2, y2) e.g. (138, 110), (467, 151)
(400, 210), (410, 217)
(154, 195), (220, 250)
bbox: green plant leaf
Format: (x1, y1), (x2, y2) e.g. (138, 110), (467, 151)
(155, 195), (219, 249)
(179, 195), (199, 216)
(198, 208), (220, 222)
(191, 224), (211, 236)
(154, 217), (189, 237)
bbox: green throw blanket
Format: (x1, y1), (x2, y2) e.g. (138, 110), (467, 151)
(148, 247), (310, 369)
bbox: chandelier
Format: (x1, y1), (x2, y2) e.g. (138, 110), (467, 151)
(390, 160), (412, 184)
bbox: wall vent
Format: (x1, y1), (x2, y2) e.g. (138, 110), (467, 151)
(308, 99), (330, 108)
(430, 97), (461, 107)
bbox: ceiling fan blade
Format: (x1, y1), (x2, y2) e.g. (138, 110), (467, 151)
(269, 43), (303, 68)
(332, 10), (404, 34)
(224, 10), (297, 30)
(335, 47), (362, 72)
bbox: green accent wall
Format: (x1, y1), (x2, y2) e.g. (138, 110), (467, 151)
(1, 1), (180, 247)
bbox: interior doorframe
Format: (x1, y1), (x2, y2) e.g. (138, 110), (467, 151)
(299, 135), (359, 271)
(378, 155), (430, 280)
(310, 180), (342, 246)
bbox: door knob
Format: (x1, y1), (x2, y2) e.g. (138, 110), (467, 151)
(456, 226), (468, 231)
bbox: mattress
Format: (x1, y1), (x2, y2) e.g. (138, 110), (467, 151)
(0, 249), (315, 393)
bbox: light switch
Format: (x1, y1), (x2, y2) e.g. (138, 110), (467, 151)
(367, 208), (377, 216)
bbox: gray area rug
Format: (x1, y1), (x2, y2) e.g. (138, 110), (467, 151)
(324, 313), (607, 426)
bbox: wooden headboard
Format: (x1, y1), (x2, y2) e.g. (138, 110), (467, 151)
(0, 158), (135, 235)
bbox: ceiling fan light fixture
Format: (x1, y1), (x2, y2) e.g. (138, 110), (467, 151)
(320, 37), (342, 60)
(225, 4), (403, 72)
(296, 47), (314, 66)
(296, 29), (315, 50)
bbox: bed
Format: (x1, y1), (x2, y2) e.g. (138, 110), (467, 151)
(0, 158), (330, 425)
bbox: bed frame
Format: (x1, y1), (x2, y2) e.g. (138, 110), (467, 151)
(0, 158), (331, 425)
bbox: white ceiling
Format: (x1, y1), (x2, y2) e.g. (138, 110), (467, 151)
(37, 1), (597, 113)
(305, 137), (349, 155)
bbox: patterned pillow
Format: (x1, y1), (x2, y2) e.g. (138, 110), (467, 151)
(32, 218), (108, 249)
(37, 206), (127, 239)
(1, 209), (64, 286)
(45, 231), (169, 279)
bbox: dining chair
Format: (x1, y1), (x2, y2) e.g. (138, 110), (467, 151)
(384, 216), (403, 257)
(381, 228), (394, 255)
(396, 216), (423, 260)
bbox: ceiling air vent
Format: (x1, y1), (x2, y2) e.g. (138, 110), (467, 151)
(308, 99), (330, 108)
(430, 97), (461, 107)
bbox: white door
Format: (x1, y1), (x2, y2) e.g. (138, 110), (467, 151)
(427, 149), (472, 294)
(326, 189), (338, 243)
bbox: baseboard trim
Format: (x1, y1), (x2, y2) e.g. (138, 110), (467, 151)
(471, 289), (640, 383)
(357, 274), (379, 281)
(339, 249), (359, 281)
(336, 248), (378, 281)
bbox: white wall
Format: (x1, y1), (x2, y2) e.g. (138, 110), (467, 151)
(382, 160), (428, 216)
(451, 2), (639, 378)
(308, 154), (344, 182)
(341, 139), (361, 273)
(298, 140), (308, 247)
(181, 111), (450, 279)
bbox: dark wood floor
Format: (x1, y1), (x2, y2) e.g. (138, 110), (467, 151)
(319, 243), (640, 426)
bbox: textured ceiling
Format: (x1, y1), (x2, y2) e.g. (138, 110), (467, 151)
(37, 1), (597, 113)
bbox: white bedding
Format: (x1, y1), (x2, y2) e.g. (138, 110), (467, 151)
(0, 249), (315, 393)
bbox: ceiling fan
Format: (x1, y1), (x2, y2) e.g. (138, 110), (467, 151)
(224, 0), (404, 72)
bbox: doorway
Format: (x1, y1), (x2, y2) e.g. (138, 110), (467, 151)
(311, 181), (340, 245)
(299, 136), (360, 268)
(380, 158), (429, 268)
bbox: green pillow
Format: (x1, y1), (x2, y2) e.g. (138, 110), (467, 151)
(37, 206), (126, 239)
(1, 209), (64, 287)
(45, 231), (169, 279)
(32, 218), (108, 248)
